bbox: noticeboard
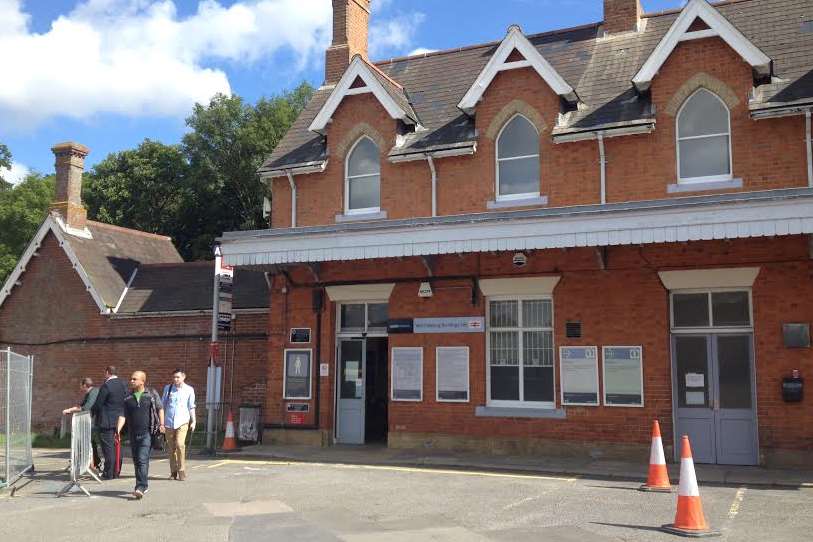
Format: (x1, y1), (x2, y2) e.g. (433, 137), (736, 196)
(602, 346), (643, 407)
(391, 347), (423, 401)
(436, 347), (469, 402)
(284, 349), (312, 400)
(559, 346), (599, 406)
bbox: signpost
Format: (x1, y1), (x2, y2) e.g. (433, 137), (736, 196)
(206, 245), (230, 452)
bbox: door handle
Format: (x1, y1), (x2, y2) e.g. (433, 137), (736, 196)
(713, 398), (720, 411)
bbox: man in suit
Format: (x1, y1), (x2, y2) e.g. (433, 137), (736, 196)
(92, 366), (127, 479)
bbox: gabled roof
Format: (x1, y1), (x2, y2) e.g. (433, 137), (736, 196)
(261, 0), (813, 173)
(115, 261), (268, 314)
(632, 0), (771, 91)
(309, 56), (419, 133)
(458, 25), (578, 112)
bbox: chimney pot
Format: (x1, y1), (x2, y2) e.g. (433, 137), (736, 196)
(603, 0), (642, 35)
(325, 0), (371, 85)
(51, 141), (90, 230)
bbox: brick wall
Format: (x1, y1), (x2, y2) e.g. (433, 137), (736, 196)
(264, 236), (813, 461)
(273, 37), (807, 229)
(0, 232), (269, 432)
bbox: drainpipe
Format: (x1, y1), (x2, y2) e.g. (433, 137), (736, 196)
(806, 109), (812, 188)
(597, 132), (607, 204)
(286, 170), (297, 228)
(426, 154), (437, 217)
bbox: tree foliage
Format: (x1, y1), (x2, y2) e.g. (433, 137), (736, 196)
(0, 142), (12, 192)
(0, 173), (55, 284)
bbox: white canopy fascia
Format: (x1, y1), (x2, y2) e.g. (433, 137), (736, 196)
(632, 0), (771, 92)
(220, 190), (813, 267)
(458, 25), (577, 113)
(309, 56), (411, 132)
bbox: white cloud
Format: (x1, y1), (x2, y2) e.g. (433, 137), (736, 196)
(0, 0), (333, 129)
(408, 47), (437, 57)
(0, 162), (30, 185)
(0, 0), (427, 130)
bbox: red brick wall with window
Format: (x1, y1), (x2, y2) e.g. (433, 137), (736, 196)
(266, 236), (813, 460)
(0, 233), (269, 432)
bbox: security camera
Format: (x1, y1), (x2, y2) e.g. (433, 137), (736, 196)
(512, 252), (527, 268)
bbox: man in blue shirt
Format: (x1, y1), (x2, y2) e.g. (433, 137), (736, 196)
(161, 368), (196, 481)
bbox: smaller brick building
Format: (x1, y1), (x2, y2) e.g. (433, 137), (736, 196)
(0, 142), (269, 432)
(220, 0), (813, 467)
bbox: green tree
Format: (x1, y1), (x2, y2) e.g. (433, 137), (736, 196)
(0, 173), (55, 284)
(83, 140), (198, 255)
(182, 82), (314, 258)
(0, 142), (12, 191)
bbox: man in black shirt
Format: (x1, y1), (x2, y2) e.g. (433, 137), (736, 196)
(62, 377), (101, 469)
(92, 366), (127, 479)
(118, 370), (164, 499)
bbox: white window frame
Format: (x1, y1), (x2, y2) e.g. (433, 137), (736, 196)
(676, 89), (733, 185)
(602, 346), (645, 408)
(485, 295), (555, 409)
(495, 114), (541, 201)
(335, 301), (389, 338)
(669, 288), (753, 333)
(344, 136), (381, 216)
(283, 348), (313, 400)
(391, 346), (423, 402)
(435, 346), (470, 403)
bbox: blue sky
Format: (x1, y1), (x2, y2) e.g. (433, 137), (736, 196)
(1, 0), (683, 181)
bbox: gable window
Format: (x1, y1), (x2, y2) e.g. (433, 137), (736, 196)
(487, 297), (555, 407)
(496, 115), (540, 200)
(677, 89), (732, 183)
(345, 137), (381, 215)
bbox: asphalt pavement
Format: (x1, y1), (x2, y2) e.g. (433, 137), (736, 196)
(1, 449), (811, 541)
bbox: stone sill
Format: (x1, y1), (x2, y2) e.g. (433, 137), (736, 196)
(487, 195), (549, 210)
(335, 211), (388, 223)
(475, 406), (567, 419)
(667, 178), (743, 194)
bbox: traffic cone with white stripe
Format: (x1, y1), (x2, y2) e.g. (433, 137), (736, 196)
(661, 435), (720, 538)
(222, 410), (238, 451)
(639, 420), (672, 492)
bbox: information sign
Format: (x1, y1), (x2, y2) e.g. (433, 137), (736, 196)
(391, 347), (423, 401)
(602, 346), (644, 407)
(436, 347), (469, 402)
(559, 346), (599, 405)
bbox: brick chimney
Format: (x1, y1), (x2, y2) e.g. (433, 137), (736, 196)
(50, 142), (89, 230)
(325, 0), (371, 84)
(603, 0), (642, 35)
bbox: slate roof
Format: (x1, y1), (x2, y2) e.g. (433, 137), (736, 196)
(261, 0), (813, 171)
(116, 261), (269, 314)
(63, 221), (183, 309)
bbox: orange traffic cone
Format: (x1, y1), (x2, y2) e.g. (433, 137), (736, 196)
(661, 436), (720, 537)
(222, 410), (238, 451)
(639, 420), (672, 492)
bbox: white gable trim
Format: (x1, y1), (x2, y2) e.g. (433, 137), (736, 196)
(309, 57), (412, 133)
(0, 214), (110, 314)
(633, 0), (771, 92)
(458, 25), (577, 113)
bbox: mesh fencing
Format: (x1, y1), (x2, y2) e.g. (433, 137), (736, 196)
(0, 348), (34, 489)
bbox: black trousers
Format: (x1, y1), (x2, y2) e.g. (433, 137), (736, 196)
(98, 429), (121, 478)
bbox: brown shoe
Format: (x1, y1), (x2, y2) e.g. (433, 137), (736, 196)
(178, 471), (186, 481)
(169, 471), (177, 480)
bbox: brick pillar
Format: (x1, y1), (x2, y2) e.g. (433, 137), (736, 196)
(325, 0), (371, 84)
(603, 0), (642, 35)
(50, 142), (90, 230)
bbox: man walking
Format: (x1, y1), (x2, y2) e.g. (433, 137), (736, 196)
(92, 366), (127, 480)
(62, 377), (101, 468)
(161, 368), (196, 481)
(117, 371), (164, 499)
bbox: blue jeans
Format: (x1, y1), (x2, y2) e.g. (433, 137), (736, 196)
(130, 433), (152, 491)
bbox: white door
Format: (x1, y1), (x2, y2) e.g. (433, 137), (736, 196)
(336, 339), (365, 444)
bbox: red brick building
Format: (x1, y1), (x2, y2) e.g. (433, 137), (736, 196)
(0, 143), (269, 432)
(220, 0), (813, 467)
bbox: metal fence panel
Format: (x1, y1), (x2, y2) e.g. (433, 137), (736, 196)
(57, 411), (100, 497)
(1, 348), (34, 489)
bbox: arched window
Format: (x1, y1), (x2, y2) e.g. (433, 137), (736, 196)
(496, 115), (540, 199)
(677, 89), (732, 182)
(345, 137), (380, 214)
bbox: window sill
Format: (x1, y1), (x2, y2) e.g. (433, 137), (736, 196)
(667, 178), (742, 194)
(475, 406), (566, 419)
(335, 211), (388, 223)
(487, 195), (549, 210)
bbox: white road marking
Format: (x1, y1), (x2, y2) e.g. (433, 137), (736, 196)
(728, 487), (747, 520)
(502, 496), (538, 510)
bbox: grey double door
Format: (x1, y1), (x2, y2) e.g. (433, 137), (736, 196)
(672, 334), (758, 465)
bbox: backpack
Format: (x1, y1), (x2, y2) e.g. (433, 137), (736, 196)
(146, 388), (165, 450)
